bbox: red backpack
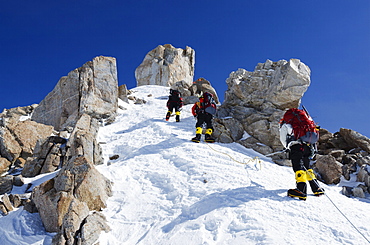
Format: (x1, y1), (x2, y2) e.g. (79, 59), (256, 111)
(281, 108), (319, 144)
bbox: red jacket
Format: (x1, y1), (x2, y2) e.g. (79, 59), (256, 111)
(192, 97), (216, 116)
(192, 102), (202, 116)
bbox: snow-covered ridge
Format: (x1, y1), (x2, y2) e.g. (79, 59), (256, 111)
(1, 85), (369, 245)
(96, 86), (370, 245)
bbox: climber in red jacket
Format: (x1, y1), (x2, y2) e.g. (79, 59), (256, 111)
(191, 92), (216, 143)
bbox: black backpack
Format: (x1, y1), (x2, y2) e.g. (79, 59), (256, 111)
(170, 89), (181, 98)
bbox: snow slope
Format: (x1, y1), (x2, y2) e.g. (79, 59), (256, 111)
(1, 85), (370, 245)
(96, 86), (370, 245)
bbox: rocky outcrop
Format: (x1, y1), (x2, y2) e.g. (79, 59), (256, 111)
(339, 128), (370, 152)
(21, 136), (67, 178)
(215, 59), (311, 163)
(171, 78), (220, 105)
(0, 176), (13, 195)
(0, 119), (54, 175)
(135, 44), (195, 88)
(0, 56), (117, 244)
(31, 56), (118, 131)
(65, 114), (103, 166)
(0, 125), (22, 164)
(134, 44), (218, 106)
(32, 156), (112, 233)
(0, 118), (65, 180)
(212, 117), (244, 143)
(27, 58), (115, 244)
(20, 103), (107, 244)
(0, 105), (36, 126)
(315, 128), (370, 198)
(314, 155), (343, 184)
(0, 157), (11, 174)
(118, 84), (129, 103)
(9, 121), (54, 158)
(222, 59), (310, 110)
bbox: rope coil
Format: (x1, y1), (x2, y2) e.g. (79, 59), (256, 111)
(204, 142), (261, 169)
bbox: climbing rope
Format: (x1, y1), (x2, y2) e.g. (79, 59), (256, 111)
(204, 142), (262, 169)
(204, 140), (369, 243)
(202, 142), (261, 186)
(325, 194), (370, 244)
(303, 166), (370, 244)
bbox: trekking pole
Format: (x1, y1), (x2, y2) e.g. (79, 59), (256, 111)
(265, 149), (288, 157)
(302, 105), (311, 119)
(301, 164), (322, 190)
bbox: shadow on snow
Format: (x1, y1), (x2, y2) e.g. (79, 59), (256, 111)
(162, 181), (288, 233)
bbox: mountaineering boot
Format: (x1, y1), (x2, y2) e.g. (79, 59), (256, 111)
(191, 134), (201, 143)
(175, 111), (180, 122)
(165, 111), (171, 121)
(306, 169), (325, 196)
(287, 188), (307, 200)
(313, 187), (325, 196)
(204, 128), (215, 143)
(205, 134), (215, 143)
(191, 127), (203, 142)
(288, 170), (307, 200)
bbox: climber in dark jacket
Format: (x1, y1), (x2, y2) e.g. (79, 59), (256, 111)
(165, 89), (183, 122)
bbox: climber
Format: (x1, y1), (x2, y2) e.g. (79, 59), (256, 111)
(191, 92), (217, 143)
(165, 89), (183, 122)
(279, 107), (325, 200)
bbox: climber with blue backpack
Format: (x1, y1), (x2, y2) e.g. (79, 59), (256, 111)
(280, 107), (325, 200)
(191, 92), (217, 143)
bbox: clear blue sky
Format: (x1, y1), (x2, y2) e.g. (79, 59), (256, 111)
(1, 0), (369, 137)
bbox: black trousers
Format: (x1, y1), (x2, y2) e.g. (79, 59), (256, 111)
(289, 143), (321, 193)
(195, 113), (213, 130)
(167, 102), (181, 113)
(289, 143), (311, 172)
